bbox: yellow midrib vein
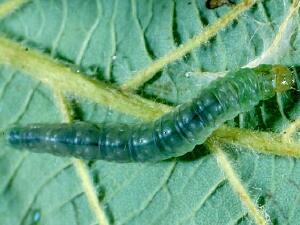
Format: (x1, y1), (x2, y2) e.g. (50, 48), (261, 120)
(0, 0), (30, 20)
(0, 36), (171, 121)
(214, 126), (300, 158)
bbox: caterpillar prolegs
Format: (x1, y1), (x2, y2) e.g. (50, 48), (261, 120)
(3, 65), (295, 162)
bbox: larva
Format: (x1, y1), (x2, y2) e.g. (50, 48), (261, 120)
(3, 65), (295, 162)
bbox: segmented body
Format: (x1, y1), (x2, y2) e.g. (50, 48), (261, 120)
(5, 65), (294, 162)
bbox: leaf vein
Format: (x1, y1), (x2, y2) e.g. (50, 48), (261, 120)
(119, 161), (176, 225)
(246, 0), (300, 67)
(0, 36), (172, 120)
(75, 0), (102, 65)
(121, 0), (257, 91)
(72, 159), (110, 225)
(18, 163), (72, 225)
(0, 69), (15, 100)
(178, 178), (227, 225)
(51, 0), (68, 57)
(1, 152), (28, 192)
(10, 82), (40, 125)
(0, 0), (31, 20)
(208, 141), (268, 225)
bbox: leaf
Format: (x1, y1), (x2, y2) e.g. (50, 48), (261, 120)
(0, 0), (300, 225)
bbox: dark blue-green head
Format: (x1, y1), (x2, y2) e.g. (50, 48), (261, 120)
(254, 64), (295, 100)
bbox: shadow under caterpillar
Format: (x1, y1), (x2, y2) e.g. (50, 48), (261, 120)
(2, 65), (295, 162)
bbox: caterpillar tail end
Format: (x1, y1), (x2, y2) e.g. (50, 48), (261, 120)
(0, 127), (27, 152)
(272, 65), (295, 92)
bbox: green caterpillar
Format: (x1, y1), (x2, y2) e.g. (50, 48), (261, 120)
(3, 65), (295, 162)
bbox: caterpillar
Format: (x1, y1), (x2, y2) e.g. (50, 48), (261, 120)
(2, 65), (295, 162)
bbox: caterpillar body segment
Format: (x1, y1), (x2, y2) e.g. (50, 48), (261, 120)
(5, 65), (295, 162)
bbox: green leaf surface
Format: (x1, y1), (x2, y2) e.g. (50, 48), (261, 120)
(0, 0), (300, 225)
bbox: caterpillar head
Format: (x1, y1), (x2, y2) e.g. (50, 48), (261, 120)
(254, 64), (295, 99)
(271, 65), (295, 92)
